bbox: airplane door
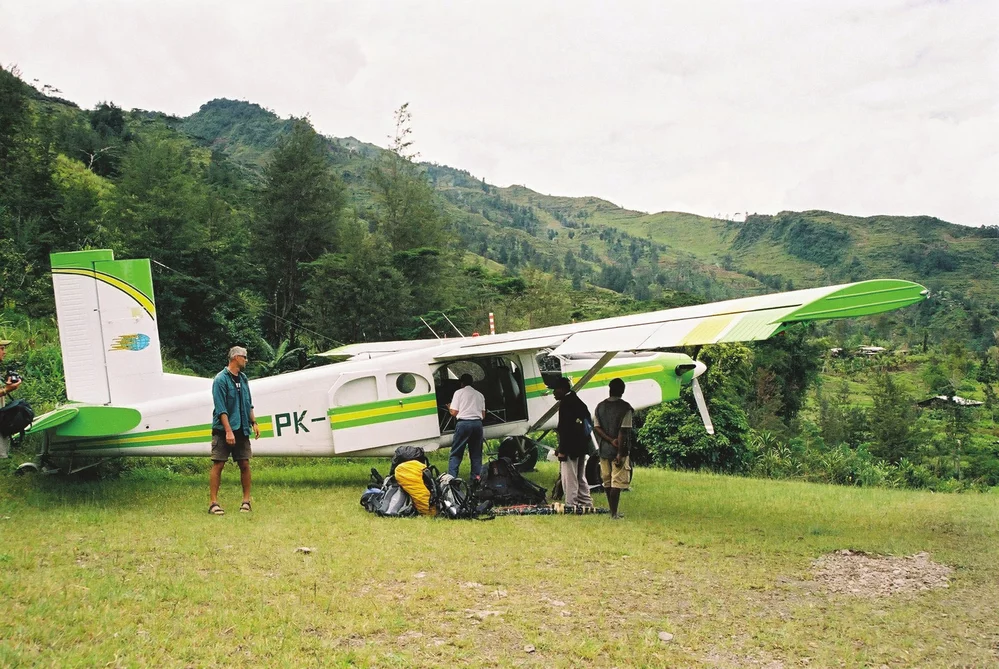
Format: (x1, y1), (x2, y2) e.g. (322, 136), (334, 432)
(328, 369), (440, 455)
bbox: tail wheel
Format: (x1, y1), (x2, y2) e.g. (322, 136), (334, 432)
(14, 462), (39, 476)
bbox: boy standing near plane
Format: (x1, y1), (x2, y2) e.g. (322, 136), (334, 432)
(593, 378), (633, 519)
(209, 346), (259, 515)
(448, 373), (486, 479)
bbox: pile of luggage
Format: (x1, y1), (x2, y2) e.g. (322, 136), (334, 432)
(360, 445), (548, 520)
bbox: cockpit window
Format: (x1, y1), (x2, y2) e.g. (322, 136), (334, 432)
(536, 351), (563, 389)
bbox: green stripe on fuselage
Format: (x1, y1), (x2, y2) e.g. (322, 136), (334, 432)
(50, 416), (275, 451)
(327, 394), (437, 430)
(526, 359), (677, 399)
(331, 406), (438, 430)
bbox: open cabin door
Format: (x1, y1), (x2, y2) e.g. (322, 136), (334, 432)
(433, 355), (529, 433)
(328, 369), (440, 455)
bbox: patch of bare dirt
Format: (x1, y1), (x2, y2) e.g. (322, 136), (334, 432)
(811, 549), (952, 597)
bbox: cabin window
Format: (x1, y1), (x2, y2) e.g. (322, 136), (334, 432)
(334, 376), (378, 407)
(387, 372), (431, 398)
(395, 373), (417, 394)
(536, 351), (563, 389)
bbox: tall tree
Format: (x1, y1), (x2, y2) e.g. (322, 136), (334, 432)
(256, 118), (345, 343)
(751, 323), (822, 422)
(368, 103), (454, 328)
(305, 223), (410, 345)
(0, 66), (58, 309)
(868, 371), (919, 464)
(371, 103), (448, 253)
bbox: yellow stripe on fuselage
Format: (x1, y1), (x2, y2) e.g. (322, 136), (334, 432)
(102, 427), (211, 445)
(329, 399), (438, 424)
(574, 364), (664, 385)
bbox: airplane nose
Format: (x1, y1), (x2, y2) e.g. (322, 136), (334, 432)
(693, 360), (708, 378)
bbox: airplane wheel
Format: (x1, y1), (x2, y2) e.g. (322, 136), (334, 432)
(498, 436), (539, 472)
(14, 462), (39, 476)
(585, 455), (602, 487)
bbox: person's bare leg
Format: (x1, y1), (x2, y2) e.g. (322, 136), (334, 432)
(237, 459), (252, 504)
(210, 461), (225, 505)
(607, 488), (620, 517)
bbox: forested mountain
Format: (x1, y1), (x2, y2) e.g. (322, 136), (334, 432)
(178, 97), (999, 352)
(3, 66), (998, 490)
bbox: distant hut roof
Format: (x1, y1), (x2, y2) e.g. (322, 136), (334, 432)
(917, 395), (984, 408)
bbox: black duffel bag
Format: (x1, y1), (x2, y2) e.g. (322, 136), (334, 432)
(0, 399), (34, 440)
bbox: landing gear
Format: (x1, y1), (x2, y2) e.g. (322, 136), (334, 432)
(585, 455), (603, 490)
(497, 436), (540, 472)
(14, 462), (39, 476)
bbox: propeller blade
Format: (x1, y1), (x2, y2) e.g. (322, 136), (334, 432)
(691, 376), (715, 435)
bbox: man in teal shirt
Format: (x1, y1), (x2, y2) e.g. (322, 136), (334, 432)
(209, 346), (259, 515)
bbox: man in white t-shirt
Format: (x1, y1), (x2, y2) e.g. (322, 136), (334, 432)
(447, 373), (486, 479)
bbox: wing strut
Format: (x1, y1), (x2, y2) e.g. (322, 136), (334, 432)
(525, 351), (617, 433)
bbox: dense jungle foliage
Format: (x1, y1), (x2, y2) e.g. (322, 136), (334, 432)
(2, 65), (998, 491)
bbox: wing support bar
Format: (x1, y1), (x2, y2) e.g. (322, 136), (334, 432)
(525, 350), (617, 434)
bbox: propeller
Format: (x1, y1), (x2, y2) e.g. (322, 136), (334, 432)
(690, 369), (715, 435)
(676, 356), (715, 435)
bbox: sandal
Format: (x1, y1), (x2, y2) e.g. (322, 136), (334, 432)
(209, 502), (224, 516)
(239, 501), (251, 513)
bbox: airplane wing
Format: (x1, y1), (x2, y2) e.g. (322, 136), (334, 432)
(431, 279), (927, 359)
(320, 339), (444, 360)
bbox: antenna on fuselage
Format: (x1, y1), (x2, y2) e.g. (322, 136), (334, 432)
(420, 317), (442, 339)
(441, 313), (465, 338)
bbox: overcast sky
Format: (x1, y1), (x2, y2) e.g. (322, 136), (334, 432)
(2, 0), (996, 226)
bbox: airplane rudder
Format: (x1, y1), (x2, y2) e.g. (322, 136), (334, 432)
(50, 250), (116, 403)
(49, 251), (164, 404)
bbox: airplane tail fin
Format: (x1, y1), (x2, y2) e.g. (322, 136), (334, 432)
(50, 250), (163, 405)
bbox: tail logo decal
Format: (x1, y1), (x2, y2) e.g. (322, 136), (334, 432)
(109, 334), (151, 352)
(52, 267), (156, 319)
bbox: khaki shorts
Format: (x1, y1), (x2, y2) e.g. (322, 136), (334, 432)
(600, 456), (631, 489)
(211, 431), (252, 462)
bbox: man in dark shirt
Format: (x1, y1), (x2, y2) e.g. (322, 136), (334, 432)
(553, 377), (593, 508)
(209, 346), (259, 515)
(593, 378), (633, 519)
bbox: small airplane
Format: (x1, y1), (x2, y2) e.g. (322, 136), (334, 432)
(14, 249), (927, 474)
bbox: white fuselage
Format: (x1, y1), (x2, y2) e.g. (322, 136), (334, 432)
(48, 345), (686, 459)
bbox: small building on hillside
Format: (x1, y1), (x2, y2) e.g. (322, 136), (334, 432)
(917, 395), (984, 409)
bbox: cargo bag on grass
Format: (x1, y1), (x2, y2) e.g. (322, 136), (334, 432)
(0, 399), (34, 441)
(394, 459), (440, 516)
(389, 445), (428, 476)
(476, 457), (547, 507)
(371, 475), (417, 517)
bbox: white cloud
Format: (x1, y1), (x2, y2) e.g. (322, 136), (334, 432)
(1, 0), (995, 225)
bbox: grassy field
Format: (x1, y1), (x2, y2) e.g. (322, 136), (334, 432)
(1, 459), (997, 668)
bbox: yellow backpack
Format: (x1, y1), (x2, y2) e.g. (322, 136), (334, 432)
(393, 460), (439, 516)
